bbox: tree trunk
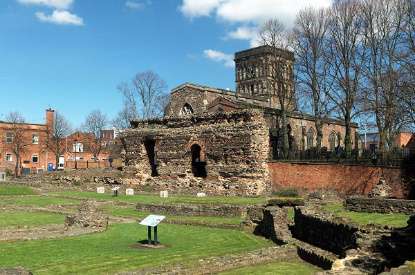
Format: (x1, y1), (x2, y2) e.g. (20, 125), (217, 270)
(315, 118), (323, 153)
(344, 112), (352, 158)
(281, 111), (289, 158)
(15, 155), (20, 177)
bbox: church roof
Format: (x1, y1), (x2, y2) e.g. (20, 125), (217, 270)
(171, 82), (235, 96)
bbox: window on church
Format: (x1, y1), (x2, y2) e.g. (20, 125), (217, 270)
(329, 132), (337, 151)
(179, 103), (194, 116)
(307, 128), (315, 149)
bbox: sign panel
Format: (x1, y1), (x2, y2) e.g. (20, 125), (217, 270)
(139, 215), (166, 227)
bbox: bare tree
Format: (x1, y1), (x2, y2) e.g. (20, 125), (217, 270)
(113, 83), (139, 129)
(325, 0), (365, 156)
(399, 0), (415, 127)
(361, 0), (406, 152)
(82, 110), (108, 161)
(259, 19), (296, 158)
(4, 112), (27, 176)
(47, 111), (72, 170)
(117, 71), (168, 120)
(155, 93), (171, 117)
(293, 7), (331, 152)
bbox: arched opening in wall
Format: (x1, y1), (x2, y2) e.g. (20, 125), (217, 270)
(329, 132), (337, 151)
(144, 139), (158, 177)
(191, 144), (207, 178)
(179, 103), (194, 116)
(307, 128), (315, 149)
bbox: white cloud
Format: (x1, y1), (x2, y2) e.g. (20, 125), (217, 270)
(181, 0), (332, 47)
(180, 0), (223, 18)
(203, 49), (234, 68)
(125, 1), (147, 10)
(17, 0), (73, 9)
(36, 10), (84, 26)
(181, 0), (331, 25)
(227, 26), (260, 47)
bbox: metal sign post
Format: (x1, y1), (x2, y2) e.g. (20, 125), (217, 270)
(140, 215), (165, 245)
(112, 186), (120, 197)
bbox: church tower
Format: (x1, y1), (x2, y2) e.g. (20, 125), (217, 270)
(234, 45), (296, 110)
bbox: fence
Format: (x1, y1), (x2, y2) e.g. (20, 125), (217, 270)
(271, 147), (414, 167)
(65, 160), (111, 169)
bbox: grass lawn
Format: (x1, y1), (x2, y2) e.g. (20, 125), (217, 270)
(0, 185), (35, 196)
(0, 223), (272, 275)
(0, 211), (65, 229)
(219, 261), (320, 275)
(0, 196), (81, 207)
(50, 191), (267, 206)
(103, 206), (243, 226)
(322, 203), (410, 228)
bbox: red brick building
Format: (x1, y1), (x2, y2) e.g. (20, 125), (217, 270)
(63, 131), (114, 169)
(0, 109), (56, 174)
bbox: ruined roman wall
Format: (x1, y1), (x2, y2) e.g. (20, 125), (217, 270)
(120, 111), (271, 196)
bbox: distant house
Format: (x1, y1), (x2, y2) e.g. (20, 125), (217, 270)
(63, 129), (117, 169)
(0, 109), (56, 175)
(359, 131), (414, 153)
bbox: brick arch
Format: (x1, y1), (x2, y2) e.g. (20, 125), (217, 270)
(186, 139), (206, 162)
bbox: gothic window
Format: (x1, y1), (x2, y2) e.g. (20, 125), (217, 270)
(307, 128), (315, 149)
(179, 103), (194, 116)
(329, 131), (337, 151)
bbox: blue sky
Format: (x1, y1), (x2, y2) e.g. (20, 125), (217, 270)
(0, 0), (331, 127)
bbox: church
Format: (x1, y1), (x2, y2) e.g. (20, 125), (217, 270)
(120, 46), (358, 196)
(165, 46), (358, 155)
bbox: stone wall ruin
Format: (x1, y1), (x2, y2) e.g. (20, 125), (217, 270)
(120, 111), (270, 196)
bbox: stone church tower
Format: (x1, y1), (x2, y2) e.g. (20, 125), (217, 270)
(235, 45), (296, 110)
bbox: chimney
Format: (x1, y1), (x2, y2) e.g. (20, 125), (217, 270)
(46, 108), (55, 130)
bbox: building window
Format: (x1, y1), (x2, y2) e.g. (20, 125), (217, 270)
(6, 132), (13, 144)
(329, 132), (337, 151)
(73, 143), (84, 153)
(32, 134), (39, 144)
(5, 153), (13, 162)
(307, 128), (315, 149)
(32, 154), (39, 163)
(179, 103), (194, 116)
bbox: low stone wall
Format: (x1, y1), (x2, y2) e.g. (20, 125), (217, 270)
(136, 203), (248, 217)
(293, 207), (359, 257)
(269, 162), (407, 198)
(345, 197), (415, 215)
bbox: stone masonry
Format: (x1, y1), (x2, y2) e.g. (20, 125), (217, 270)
(121, 111), (270, 196)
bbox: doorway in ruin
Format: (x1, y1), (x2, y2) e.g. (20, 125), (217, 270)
(191, 144), (207, 178)
(144, 139), (158, 177)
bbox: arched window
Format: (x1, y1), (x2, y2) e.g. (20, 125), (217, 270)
(307, 128), (315, 149)
(179, 103), (194, 116)
(329, 131), (337, 151)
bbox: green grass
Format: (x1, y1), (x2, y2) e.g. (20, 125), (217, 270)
(50, 191), (267, 206)
(0, 185), (35, 196)
(0, 211), (65, 229)
(322, 203), (410, 228)
(0, 196), (80, 207)
(0, 223), (272, 275)
(103, 206), (243, 226)
(219, 261), (320, 275)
